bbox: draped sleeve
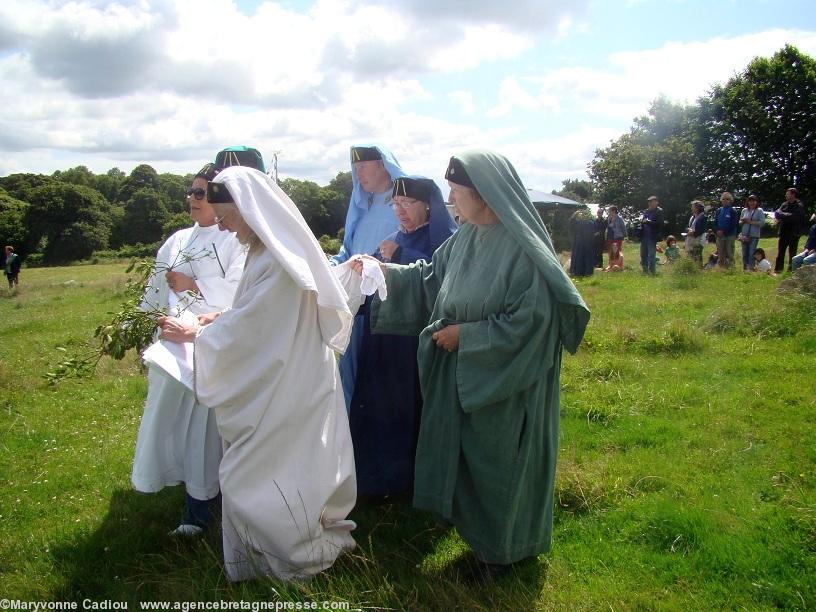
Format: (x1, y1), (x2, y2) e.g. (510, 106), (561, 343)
(455, 253), (556, 413)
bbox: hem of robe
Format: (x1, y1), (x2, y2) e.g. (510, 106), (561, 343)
(223, 532), (357, 583)
(131, 477), (220, 500)
(455, 522), (552, 565)
(131, 367), (222, 501)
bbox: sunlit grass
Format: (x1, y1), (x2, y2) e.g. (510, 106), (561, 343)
(1, 247), (815, 609)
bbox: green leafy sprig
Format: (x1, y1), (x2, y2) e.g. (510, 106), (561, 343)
(45, 250), (210, 383)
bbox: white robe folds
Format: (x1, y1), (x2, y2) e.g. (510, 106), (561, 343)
(131, 223), (245, 499)
(194, 244), (357, 582)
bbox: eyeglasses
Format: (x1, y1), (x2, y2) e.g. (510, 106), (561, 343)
(393, 199), (427, 211)
(186, 187), (206, 201)
(213, 210), (234, 225)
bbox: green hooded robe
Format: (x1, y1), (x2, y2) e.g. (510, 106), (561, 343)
(371, 150), (590, 564)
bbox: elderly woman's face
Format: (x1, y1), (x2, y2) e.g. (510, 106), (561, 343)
(213, 203), (253, 244)
(188, 177), (217, 226)
(448, 182), (488, 225)
(393, 195), (429, 233)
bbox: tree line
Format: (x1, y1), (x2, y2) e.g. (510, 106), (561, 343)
(0, 164), (352, 264)
(587, 44), (816, 234)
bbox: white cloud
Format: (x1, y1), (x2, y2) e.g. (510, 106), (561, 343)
(527, 29), (816, 121)
(448, 90), (476, 116)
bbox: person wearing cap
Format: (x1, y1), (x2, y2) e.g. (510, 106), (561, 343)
(738, 195), (765, 271)
(331, 145), (407, 410)
(348, 176), (457, 497)
(157, 166), (356, 582)
(131, 158), (250, 537)
(791, 213), (816, 271)
(355, 150), (590, 581)
(639, 196), (664, 274)
(774, 187), (806, 272)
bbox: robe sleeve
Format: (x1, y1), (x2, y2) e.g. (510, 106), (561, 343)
(194, 254), (298, 410)
(370, 235), (452, 336)
(456, 256), (556, 413)
(195, 241), (246, 309)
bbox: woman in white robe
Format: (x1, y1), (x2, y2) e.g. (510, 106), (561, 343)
(158, 166), (357, 582)
(131, 163), (246, 534)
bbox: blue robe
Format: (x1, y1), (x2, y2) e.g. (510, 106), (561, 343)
(349, 226), (432, 495)
(348, 178), (457, 496)
(333, 145), (406, 410)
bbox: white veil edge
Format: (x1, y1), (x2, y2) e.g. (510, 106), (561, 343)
(214, 167), (353, 354)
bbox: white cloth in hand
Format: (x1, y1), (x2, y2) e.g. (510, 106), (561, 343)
(331, 260), (365, 310)
(360, 257), (387, 300)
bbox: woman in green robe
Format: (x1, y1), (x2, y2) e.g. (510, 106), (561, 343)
(359, 150), (590, 577)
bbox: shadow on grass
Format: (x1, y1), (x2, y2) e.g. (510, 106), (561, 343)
(50, 489), (545, 608)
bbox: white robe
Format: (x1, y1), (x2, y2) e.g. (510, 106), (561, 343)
(194, 244), (356, 582)
(131, 223), (245, 499)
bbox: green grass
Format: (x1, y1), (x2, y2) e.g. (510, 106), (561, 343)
(1, 242), (815, 610)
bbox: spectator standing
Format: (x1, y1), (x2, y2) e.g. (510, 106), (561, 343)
(606, 206), (626, 265)
(715, 192), (739, 269)
(4, 246), (20, 290)
(593, 207), (606, 268)
(639, 196), (664, 274)
(791, 214), (816, 271)
(739, 195), (765, 271)
(774, 187), (806, 272)
(685, 201), (707, 265)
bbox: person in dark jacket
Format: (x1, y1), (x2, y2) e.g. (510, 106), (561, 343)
(4, 246), (21, 289)
(639, 196), (664, 274)
(593, 207), (606, 268)
(774, 187), (806, 272)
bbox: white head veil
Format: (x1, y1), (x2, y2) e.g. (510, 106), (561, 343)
(213, 166), (353, 353)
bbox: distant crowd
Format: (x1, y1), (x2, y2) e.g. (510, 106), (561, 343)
(568, 187), (815, 276)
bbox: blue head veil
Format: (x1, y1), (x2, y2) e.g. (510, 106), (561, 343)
(331, 144), (406, 264)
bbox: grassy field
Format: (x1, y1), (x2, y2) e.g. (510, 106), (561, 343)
(1, 241), (814, 610)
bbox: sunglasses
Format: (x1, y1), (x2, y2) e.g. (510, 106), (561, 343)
(186, 187), (206, 201)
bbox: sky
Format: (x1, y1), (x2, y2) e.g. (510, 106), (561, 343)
(1, 0), (815, 194)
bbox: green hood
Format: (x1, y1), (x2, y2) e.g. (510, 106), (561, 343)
(454, 149), (590, 353)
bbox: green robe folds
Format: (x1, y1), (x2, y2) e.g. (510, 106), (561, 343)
(371, 149), (590, 564)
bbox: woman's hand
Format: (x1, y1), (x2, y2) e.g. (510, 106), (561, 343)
(157, 316), (198, 343)
(432, 324), (460, 352)
(379, 240), (399, 262)
(197, 311), (221, 326)
(166, 270), (198, 294)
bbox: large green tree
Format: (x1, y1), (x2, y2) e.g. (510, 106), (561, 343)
(117, 164), (160, 203)
(279, 177), (345, 238)
(25, 183), (113, 263)
(0, 188), (30, 255)
(589, 97), (704, 232)
(115, 188), (170, 247)
(699, 44), (816, 213)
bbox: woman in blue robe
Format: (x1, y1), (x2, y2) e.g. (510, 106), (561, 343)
(349, 176), (457, 496)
